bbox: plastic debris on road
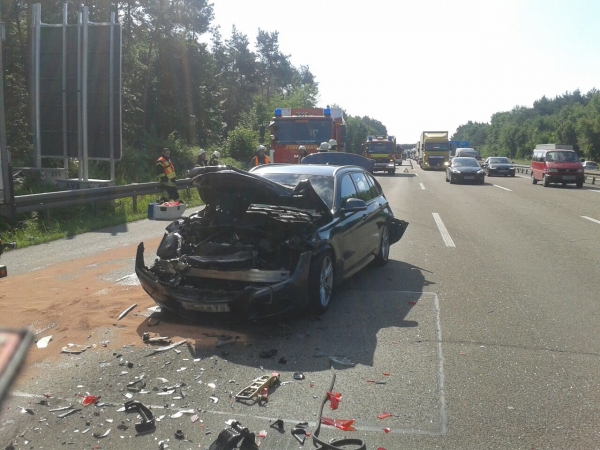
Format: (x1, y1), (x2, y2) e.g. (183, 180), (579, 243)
(82, 395), (99, 406)
(378, 412), (392, 419)
(118, 303), (137, 320)
(36, 335), (52, 349)
(320, 417), (356, 431)
(383, 427), (391, 433)
(61, 344), (91, 354)
(326, 391), (342, 410)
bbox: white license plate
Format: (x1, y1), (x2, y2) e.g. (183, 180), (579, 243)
(464, 176), (474, 180)
(562, 176), (576, 180)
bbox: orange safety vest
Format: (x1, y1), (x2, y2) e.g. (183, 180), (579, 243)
(157, 156), (176, 180)
(252, 155), (270, 166)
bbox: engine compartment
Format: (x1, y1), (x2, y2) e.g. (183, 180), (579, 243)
(151, 206), (323, 284)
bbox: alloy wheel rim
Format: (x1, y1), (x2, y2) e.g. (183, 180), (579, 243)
(319, 256), (333, 307)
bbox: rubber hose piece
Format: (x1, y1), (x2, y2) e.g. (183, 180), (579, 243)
(312, 371), (366, 450)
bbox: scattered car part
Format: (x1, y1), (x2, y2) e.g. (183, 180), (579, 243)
(92, 429), (111, 439)
(118, 304), (137, 320)
(174, 430), (185, 440)
(58, 409), (81, 418)
(142, 332), (172, 344)
(312, 372), (366, 450)
(235, 373), (280, 401)
(291, 427), (306, 445)
(61, 344), (91, 354)
(293, 372), (305, 380)
(270, 419), (284, 432)
(208, 420), (258, 450)
(124, 400), (156, 434)
(36, 336), (52, 349)
(145, 340), (187, 356)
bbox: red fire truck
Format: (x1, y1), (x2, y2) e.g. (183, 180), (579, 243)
(363, 135), (397, 175)
(268, 107), (346, 163)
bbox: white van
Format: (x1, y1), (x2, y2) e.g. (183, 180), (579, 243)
(454, 148), (480, 160)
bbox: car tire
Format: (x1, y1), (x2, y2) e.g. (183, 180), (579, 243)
(531, 172), (538, 184)
(511, 173), (515, 177)
(445, 173), (449, 182)
(308, 250), (334, 315)
(543, 175), (550, 187)
(576, 181), (584, 188)
(373, 224), (390, 267)
(449, 175), (454, 184)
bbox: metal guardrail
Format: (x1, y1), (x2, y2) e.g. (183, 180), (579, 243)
(514, 165), (598, 184)
(0, 178), (192, 218)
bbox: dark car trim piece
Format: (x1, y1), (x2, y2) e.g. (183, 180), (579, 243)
(135, 242), (312, 318)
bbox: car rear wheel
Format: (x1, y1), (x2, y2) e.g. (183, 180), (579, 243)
(373, 224), (390, 267)
(543, 175), (550, 187)
(531, 172), (538, 184)
(576, 181), (584, 188)
(308, 250), (334, 314)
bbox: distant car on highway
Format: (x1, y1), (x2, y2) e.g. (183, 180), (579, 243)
(481, 157), (516, 177)
(446, 157), (485, 184)
(582, 161), (599, 171)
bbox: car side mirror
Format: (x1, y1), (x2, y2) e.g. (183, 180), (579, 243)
(342, 198), (367, 212)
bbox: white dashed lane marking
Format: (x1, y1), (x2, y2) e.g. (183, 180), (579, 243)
(432, 213), (456, 248)
(582, 216), (600, 225)
(419, 183), (426, 190)
(493, 184), (512, 191)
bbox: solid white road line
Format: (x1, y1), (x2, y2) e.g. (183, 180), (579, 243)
(582, 216), (600, 225)
(590, 190), (600, 193)
(419, 183), (426, 190)
(432, 213), (456, 248)
(493, 184), (512, 191)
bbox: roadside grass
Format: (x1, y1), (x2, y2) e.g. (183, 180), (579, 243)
(2, 188), (202, 249)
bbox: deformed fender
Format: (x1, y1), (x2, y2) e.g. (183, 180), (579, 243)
(389, 218), (409, 244)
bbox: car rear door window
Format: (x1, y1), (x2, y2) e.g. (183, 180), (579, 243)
(340, 174), (358, 204)
(350, 172), (375, 202)
(364, 173), (382, 198)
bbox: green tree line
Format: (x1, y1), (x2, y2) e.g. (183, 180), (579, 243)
(1, 0), (388, 181)
(452, 89), (600, 161)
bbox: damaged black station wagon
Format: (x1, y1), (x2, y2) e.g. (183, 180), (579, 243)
(136, 160), (408, 320)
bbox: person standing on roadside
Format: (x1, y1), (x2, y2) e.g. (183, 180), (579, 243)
(298, 145), (308, 163)
(251, 145), (270, 166)
(156, 148), (179, 202)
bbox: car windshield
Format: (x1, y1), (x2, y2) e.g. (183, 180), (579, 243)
(256, 173), (334, 209)
(270, 118), (332, 145)
(425, 143), (449, 151)
(489, 157), (510, 164)
(453, 159), (479, 167)
(365, 142), (394, 154)
(546, 151), (579, 162)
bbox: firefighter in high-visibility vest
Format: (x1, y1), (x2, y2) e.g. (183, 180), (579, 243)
(156, 148), (179, 202)
(251, 145), (270, 166)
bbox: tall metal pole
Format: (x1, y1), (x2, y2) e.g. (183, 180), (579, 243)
(33, 4), (42, 169)
(76, 11), (82, 180)
(0, 4), (13, 206)
(81, 7), (89, 181)
(62, 3), (68, 170)
(109, 11), (115, 182)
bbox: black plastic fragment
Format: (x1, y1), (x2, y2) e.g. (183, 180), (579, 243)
(175, 429), (185, 440)
(124, 400), (156, 434)
(208, 421), (258, 450)
(270, 419), (284, 432)
(291, 427), (306, 445)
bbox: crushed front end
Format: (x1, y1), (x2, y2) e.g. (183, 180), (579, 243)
(136, 206), (323, 320)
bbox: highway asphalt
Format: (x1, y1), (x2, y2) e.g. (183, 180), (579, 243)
(1, 163), (599, 449)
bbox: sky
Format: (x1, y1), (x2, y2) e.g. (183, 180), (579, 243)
(209, 0), (600, 143)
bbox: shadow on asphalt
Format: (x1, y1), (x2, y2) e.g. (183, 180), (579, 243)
(135, 259), (430, 372)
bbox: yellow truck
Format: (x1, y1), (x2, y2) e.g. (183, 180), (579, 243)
(418, 131), (450, 170)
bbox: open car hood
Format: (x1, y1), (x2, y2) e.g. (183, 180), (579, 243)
(190, 166), (330, 217)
